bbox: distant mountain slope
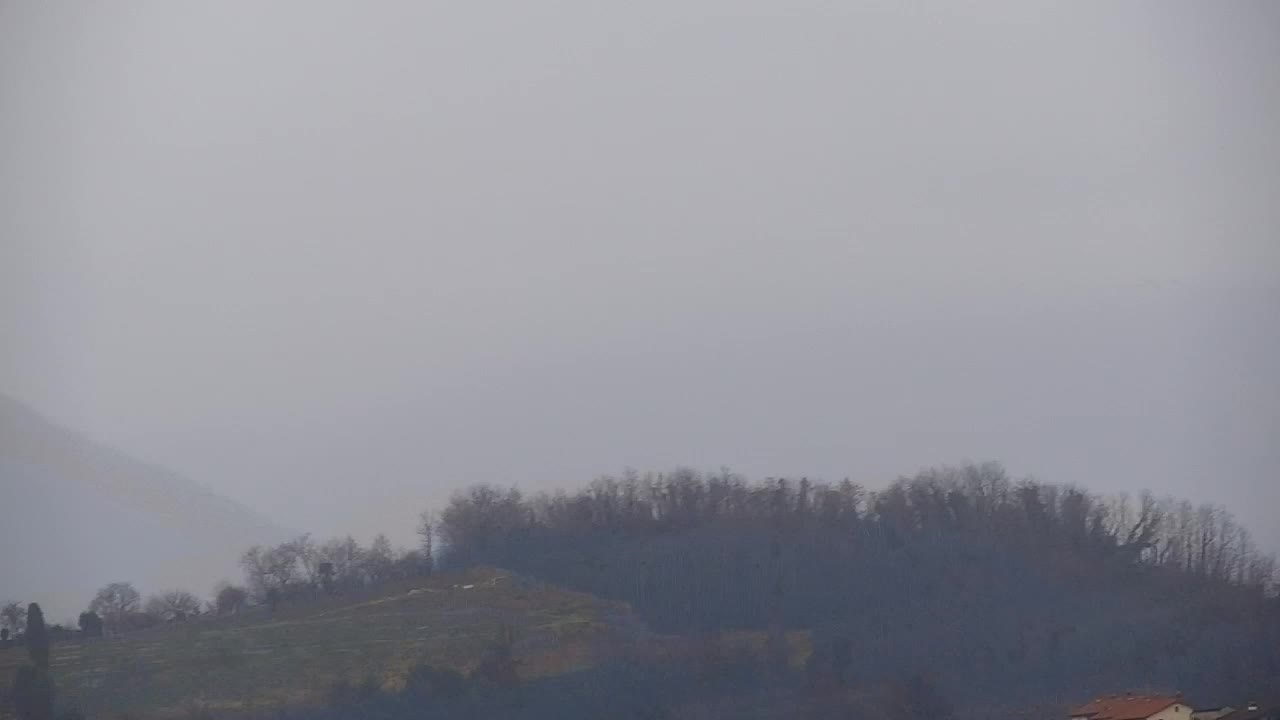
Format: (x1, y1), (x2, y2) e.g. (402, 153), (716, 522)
(0, 393), (288, 620)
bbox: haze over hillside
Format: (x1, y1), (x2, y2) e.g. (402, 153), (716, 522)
(0, 393), (288, 620)
(1, 1), (1278, 717)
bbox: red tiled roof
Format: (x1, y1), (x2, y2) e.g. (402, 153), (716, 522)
(1072, 696), (1182, 720)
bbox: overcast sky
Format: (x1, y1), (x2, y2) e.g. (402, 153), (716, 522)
(3, 1), (1277, 550)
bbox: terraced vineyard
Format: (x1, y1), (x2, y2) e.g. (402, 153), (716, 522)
(0, 568), (639, 719)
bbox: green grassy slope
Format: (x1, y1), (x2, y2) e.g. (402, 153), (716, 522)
(0, 568), (638, 719)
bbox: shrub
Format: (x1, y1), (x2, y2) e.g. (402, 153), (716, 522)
(405, 663), (468, 700)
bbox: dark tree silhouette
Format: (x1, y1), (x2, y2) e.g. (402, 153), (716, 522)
(77, 612), (103, 638)
(12, 603), (54, 720)
(214, 584), (248, 616)
(418, 511), (437, 577)
(25, 604), (48, 670)
(11, 665), (52, 720)
(88, 582), (141, 633)
(423, 463), (1280, 702)
(318, 562), (335, 593)
(144, 591), (202, 623)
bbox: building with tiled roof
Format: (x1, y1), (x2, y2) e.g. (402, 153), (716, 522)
(1070, 695), (1193, 720)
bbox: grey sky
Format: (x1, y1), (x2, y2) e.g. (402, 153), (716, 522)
(3, 1), (1278, 550)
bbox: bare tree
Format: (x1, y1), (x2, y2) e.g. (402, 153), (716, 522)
(144, 590), (203, 623)
(240, 537), (311, 600)
(390, 549), (428, 580)
(317, 536), (366, 588)
(1118, 490), (1163, 561)
(1246, 552), (1277, 592)
(275, 535), (316, 588)
(439, 485), (529, 564)
(287, 534), (320, 585)
(1172, 500), (1197, 573)
(417, 511), (437, 575)
(363, 534), (395, 584)
(1195, 504), (1219, 577)
(240, 545), (273, 600)
(1, 601), (25, 637)
(88, 582), (142, 633)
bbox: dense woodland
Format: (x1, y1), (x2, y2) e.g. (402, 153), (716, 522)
(5, 463), (1280, 719)
(437, 463), (1278, 589)
(428, 463), (1280, 704)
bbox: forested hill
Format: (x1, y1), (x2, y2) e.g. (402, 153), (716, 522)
(0, 393), (287, 620)
(433, 464), (1280, 705)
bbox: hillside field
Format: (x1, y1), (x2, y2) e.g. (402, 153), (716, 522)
(0, 568), (641, 719)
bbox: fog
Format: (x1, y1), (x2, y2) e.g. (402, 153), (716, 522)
(3, 1), (1277, 553)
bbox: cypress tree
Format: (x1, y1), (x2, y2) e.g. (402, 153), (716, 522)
(26, 603), (49, 670)
(11, 665), (54, 720)
(12, 603), (54, 720)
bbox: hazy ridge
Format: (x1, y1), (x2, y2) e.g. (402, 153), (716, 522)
(0, 393), (287, 620)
